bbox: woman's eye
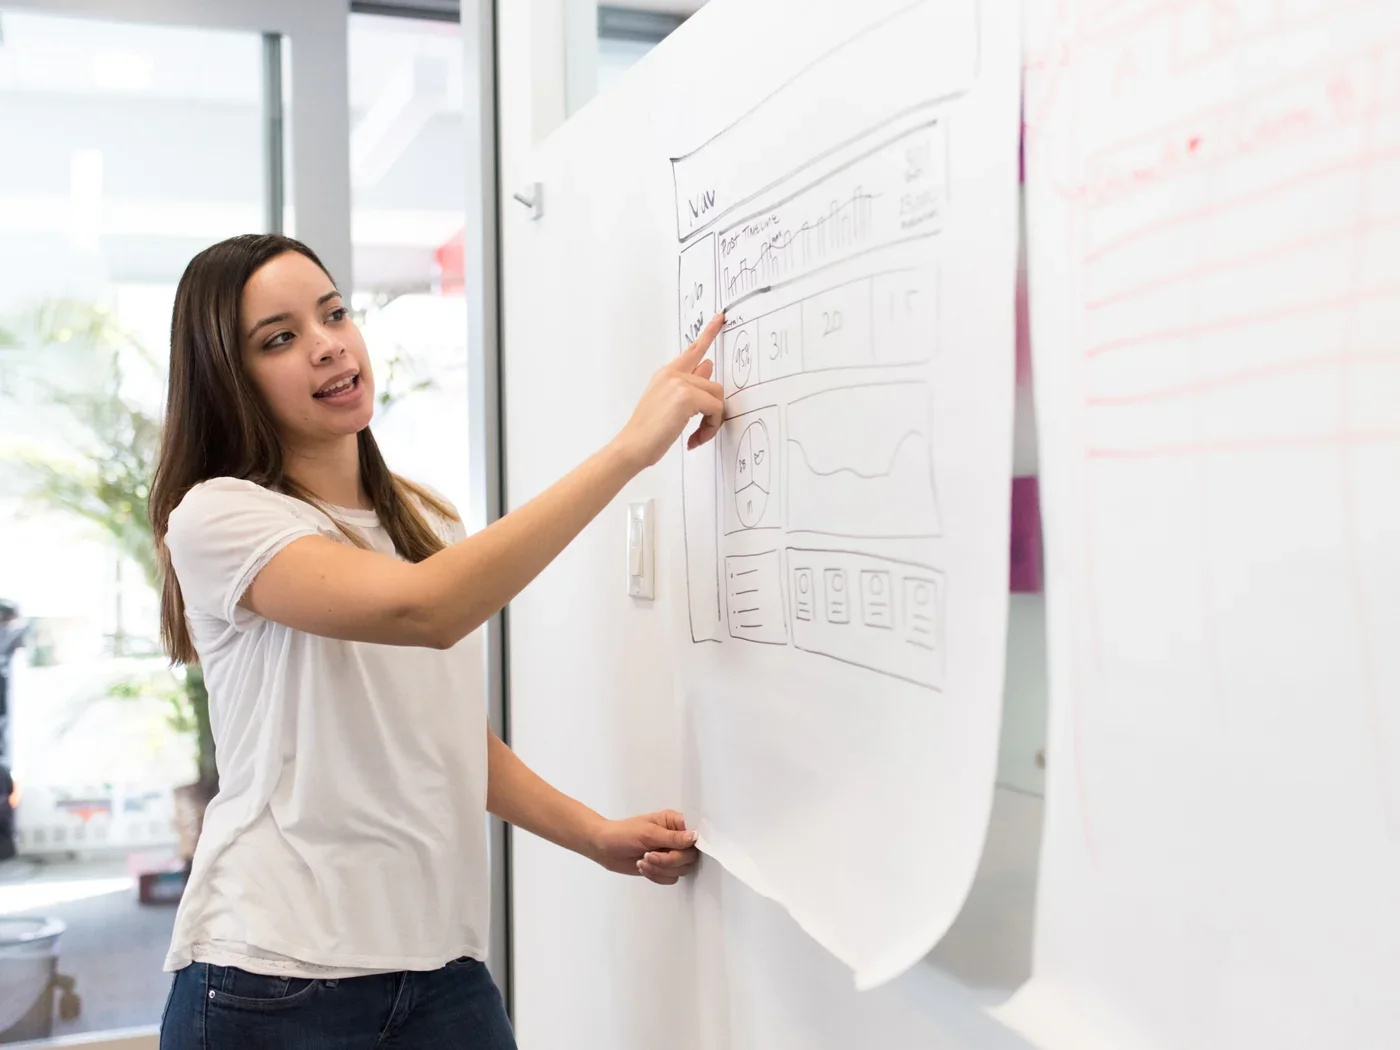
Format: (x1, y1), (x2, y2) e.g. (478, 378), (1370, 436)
(264, 331), (293, 349)
(327, 307), (348, 323)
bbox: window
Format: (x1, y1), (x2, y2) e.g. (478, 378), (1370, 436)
(597, 4), (692, 95)
(0, 10), (273, 1040)
(348, 12), (472, 515)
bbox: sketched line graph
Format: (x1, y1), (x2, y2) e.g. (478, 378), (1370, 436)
(789, 427), (928, 480)
(785, 381), (943, 540)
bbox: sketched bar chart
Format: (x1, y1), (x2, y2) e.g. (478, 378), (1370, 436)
(710, 121), (945, 310)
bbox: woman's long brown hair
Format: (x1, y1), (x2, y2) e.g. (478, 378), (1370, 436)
(151, 233), (456, 665)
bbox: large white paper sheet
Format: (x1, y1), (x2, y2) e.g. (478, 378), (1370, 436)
(666, 0), (1021, 986)
(1019, 1), (1400, 1046)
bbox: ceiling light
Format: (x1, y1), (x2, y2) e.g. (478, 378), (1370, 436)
(90, 50), (154, 92)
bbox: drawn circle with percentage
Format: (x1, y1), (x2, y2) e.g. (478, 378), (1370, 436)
(734, 420), (770, 528)
(731, 329), (753, 388)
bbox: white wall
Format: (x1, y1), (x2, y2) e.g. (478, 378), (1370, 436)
(498, 8), (1046, 1048)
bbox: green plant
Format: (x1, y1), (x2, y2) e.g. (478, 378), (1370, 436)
(1, 301), (216, 784)
(375, 344), (437, 410)
(108, 664), (199, 737)
(2, 297), (436, 788)
(351, 295), (438, 413)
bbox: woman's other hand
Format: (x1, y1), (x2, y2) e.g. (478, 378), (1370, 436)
(590, 810), (700, 885)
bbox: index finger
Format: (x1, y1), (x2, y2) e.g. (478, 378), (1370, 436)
(674, 313), (725, 371)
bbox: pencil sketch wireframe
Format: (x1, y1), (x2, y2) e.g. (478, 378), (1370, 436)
(673, 1), (968, 687)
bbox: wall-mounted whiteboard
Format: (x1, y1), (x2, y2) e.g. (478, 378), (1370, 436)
(1013, 0), (1400, 1046)
(663, 0), (1022, 987)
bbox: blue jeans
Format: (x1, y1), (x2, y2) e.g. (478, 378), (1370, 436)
(159, 959), (516, 1049)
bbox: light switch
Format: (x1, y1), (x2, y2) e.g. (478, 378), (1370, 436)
(627, 500), (654, 600)
(628, 515), (644, 576)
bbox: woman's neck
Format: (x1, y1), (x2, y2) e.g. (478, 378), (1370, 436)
(285, 434), (370, 510)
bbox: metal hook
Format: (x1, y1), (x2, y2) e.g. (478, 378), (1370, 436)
(512, 182), (543, 221)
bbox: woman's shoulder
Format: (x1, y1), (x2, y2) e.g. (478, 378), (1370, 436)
(168, 477), (329, 534)
(174, 476), (300, 511)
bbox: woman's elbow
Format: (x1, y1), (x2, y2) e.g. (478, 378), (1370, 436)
(381, 589), (447, 649)
(425, 626), (460, 651)
(396, 597), (485, 650)
(397, 604), (457, 650)
(390, 566), (486, 650)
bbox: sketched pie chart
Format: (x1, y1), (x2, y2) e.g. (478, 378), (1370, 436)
(731, 329), (754, 388)
(734, 420), (771, 528)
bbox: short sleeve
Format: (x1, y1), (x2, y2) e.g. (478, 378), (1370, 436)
(165, 478), (325, 629)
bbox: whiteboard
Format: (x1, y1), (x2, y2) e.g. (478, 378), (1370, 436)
(662, 0), (1022, 986)
(1012, 0), (1400, 1046)
(501, 1), (1038, 1039)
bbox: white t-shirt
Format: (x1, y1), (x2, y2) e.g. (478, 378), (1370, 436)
(161, 477), (489, 978)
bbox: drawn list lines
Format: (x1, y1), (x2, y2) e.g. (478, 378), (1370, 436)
(1081, 37), (1400, 210)
(1084, 279), (1400, 360)
(1085, 212), (1400, 314)
(1084, 142), (1400, 265)
(725, 551), (788, 646)
(1086, 346), (1400, 407)
(1087, 427), (1400, 460)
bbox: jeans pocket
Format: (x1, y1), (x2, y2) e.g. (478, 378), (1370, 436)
(207, 965), (321, 1011)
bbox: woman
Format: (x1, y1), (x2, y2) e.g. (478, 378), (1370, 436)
(152, 233), (724, 1048)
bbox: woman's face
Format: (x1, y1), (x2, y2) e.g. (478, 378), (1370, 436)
(239, 251), (376, 447)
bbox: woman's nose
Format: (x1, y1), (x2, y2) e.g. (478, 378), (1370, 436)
(312, 331), (344, 362)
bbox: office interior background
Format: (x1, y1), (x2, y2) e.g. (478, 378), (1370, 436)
(0, 2), (1058, 1049)
(0, 2), (717, 1045)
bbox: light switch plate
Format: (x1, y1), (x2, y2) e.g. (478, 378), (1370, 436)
(626, 500), (654, 600)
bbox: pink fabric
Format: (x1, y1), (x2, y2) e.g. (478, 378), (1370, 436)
(1010, 476), (1043, 594)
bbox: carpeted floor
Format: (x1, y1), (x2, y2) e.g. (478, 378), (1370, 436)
(0, 856), (175, 1040)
